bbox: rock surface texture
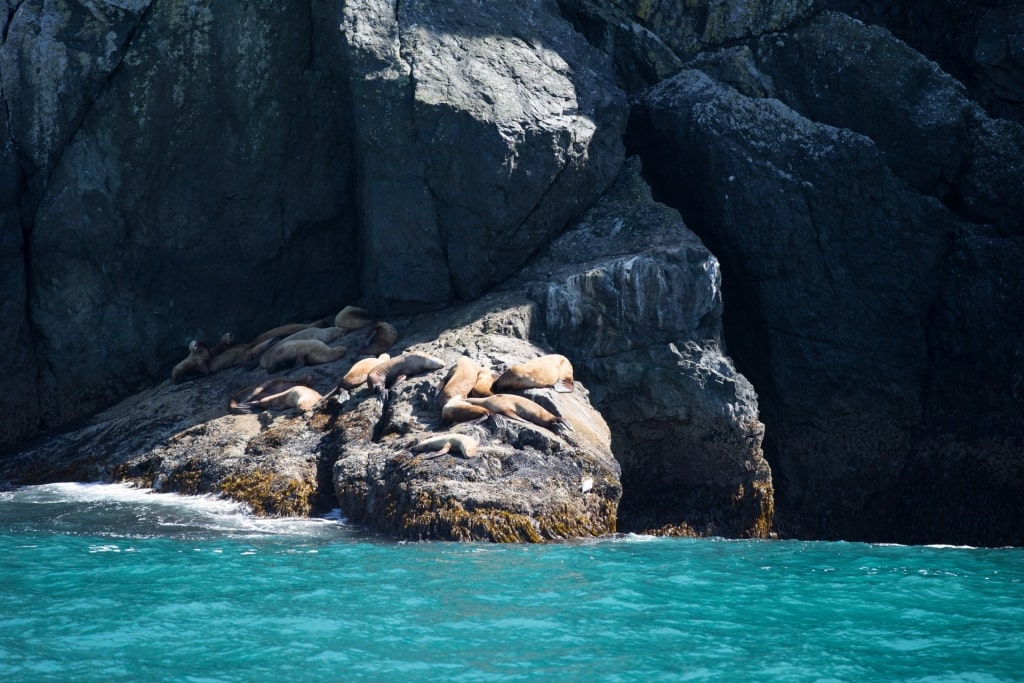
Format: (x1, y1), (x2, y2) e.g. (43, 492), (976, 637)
(2, 0), (1020, 545)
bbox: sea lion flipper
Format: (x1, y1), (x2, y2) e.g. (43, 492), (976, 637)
(231, 402), (261, 414)
(554, 378), (574, 393)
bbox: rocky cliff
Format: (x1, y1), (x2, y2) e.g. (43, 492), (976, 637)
(1, 0), (1020, 545)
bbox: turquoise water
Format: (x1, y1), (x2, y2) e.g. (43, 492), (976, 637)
(1, 484), (1022, 682)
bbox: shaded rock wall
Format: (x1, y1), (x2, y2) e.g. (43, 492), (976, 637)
(0, 0), (626, 453)
(627, 11), (1024, 544)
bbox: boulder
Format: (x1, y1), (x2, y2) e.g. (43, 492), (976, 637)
(630, 32), (1024, 542)
(0, 160), (772, 541)
(343, 0), (627, 311)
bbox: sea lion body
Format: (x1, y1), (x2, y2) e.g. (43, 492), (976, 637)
(208, 345), (248, 373)
(472, 368), (496, 397)
(366, 352), (445, 394)
(282, 326), (345, 344)
(228, 375), (315, 412)
(250, 322), (322, 348)
(437, 357), (486, 406)
(441, 397), (491, 423)
(208, 333), (236, 357)
(412, 432), (479, 457)
(492, 354), (575, 394)
(259, 339), (348, 372)
(357, 322), (398, 356)
(235, 386), (323, 413)
(171, 340), (210, 383)
(339, 354), (391, 391)
(464, 394), (562, 430)
(334, 305), (374, 331)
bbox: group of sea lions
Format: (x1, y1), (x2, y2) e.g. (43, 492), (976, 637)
(169, 304), (577, 459)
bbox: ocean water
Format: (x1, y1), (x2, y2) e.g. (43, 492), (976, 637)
(1, 484), (1022, 683)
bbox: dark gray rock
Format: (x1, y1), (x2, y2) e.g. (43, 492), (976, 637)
(515, 158), (772, 536)
(820, 0), (1024, 123)
(631, 49), (1023, 543)
(4, 0), (359, 444)
(556, 0), (814, 89)
(747, 11), (1024, 234)
(343, 0), (627, 311)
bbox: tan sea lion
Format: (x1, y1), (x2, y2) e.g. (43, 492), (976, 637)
(440, 397), (491, 424)
(228, 375), (315, 412)
(411, 432), (479, 457)
(234, 386), (323, 413)
(356, 322), (398, 356)
(171, 340), (210, 383)
(437, 357), (487, 407)
(334, 305), (374, 331)
(366, 351), (445, 400)
(250, 321), (323, 348)
(472, 367), (497, 397)
(464, 394), (563, 430)
(259, 339), (348, 372)
(242, 336), (280, 367)
(492, 354), (575, 393)
(282, 326), (346, 344)
(339, 353), (391, 391)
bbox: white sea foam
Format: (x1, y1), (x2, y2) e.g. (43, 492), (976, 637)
(1, 481), (351, 541)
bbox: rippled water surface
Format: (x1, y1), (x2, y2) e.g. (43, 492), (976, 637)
(1, 483), (1022, 682)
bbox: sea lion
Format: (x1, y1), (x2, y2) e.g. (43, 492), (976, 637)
(234, 386), (323, 413)
(357, 322), (398, 356)
(492, 354), (575, 393)
(366, 351), (445, 401)
(437, 357), (487, 406)
(440, 397), (491, 424)
(242, 336), (280, 367)
(463, 394), (563, 430)
(228, 375), (315, 412)
(259, 339), (349, 372)
(338, 353), (391, 391)
(208, 344), (248, 373)
(334, 305), (374, 331)
(171, 340), (210, 383)
(208, 333), (236, 357)
(249, 321), (323, 348)
(472, 367), (497, 397)
(411, 432), (479, 457)
(282, 326), (346, 344)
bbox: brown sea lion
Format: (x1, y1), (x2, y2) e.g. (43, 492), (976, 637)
(339, 353), (391, 391)
(208, 344), (248, 373)
(171, 340), (211, 383)
(366, 351), (445, 401)
(492, 354), (575, 394)
(334, 305), (374, 331)
(440, 397), (492, 424)
(464, 394), (563, 430)
(437, 357), (487, 407)
(357, 322), (398, 356)
(208, 333), (236, 357)
(259, 339), (348, 372)
(228, 375), (315, 412)
(282, 326), (346, 344)
(234, 386), (323, 413)
(411, 432), (479, 457)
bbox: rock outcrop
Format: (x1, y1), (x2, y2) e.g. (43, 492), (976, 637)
(2, 0), (1021, 545)
(628, 10), (1023, 544)
(0, 161), (770, 540)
